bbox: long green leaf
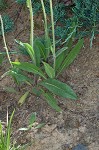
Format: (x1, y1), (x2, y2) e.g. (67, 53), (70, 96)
(12, 62), (46, 79)
(55, 52), (65, 71)
(34, 38), (46, 60)
(55, 47), (69, 72)
(23, 43), (35, 63)
(43, 62), (55, 78)
(42, 92), (62, 112)
(40, 78), (77, 100)
(18, 91), (29, 105)
(9, 70), (32, 84)
(15, 40), (35, 63)
(57, 38), (84, 76)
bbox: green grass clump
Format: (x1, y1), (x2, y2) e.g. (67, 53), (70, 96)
(0, 110), (20, 150)
(73, 0), (99, 27)
(72, 0), (99, 46)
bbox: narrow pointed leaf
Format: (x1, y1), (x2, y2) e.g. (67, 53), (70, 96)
(23, 43), (35, 63)
(57, 38), (84, 76)
(55, 47), (68, 71)
(12, 62), (46, 79)
(40, 79), (77, 100)
(15, 40), (35, 62)
(55, 52), (65, 71)
(43, 62), (55, 78)
(34, 38), (46, 60)
(18, 91), (29, 105)
(9, 70), (32, 83)
(43, 92), (62, 112)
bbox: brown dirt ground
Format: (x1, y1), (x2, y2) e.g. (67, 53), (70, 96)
(0, 1), (99, 150)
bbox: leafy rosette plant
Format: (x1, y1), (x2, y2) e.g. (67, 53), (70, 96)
(0, 0), (83, 112)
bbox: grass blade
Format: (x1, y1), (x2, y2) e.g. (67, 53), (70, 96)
(43, 62), (55, 78)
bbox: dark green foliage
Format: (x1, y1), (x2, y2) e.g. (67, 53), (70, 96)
(2, 0), (98, 42)
(0, 14), (14, 35)
(53, 2), (66, 23)
(73, 0), (99, 34)
(15, 0), (27, 4)
(73, 0), (99, 27)
(71, 0), (99, 46)
(0, 0), (7, 10)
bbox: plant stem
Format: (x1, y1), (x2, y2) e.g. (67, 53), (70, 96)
(30, 0), (34, 48)
(0, 15), (13, 67)
(40, 0), (48, 40)
(49, 0), (56, 70)
(28, 0), (34, 48)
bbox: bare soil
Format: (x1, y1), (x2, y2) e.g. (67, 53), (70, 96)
(0, 1), (99, 150)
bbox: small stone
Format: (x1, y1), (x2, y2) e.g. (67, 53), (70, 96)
(79, 126), (86, 133)
(72, 144), (87, 150)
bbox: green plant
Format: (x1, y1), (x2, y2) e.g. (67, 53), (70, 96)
(0, 0), (7, 10)
(19, 112), (45, 131)
(0, 0), (83, 112)
(73, 0), (99, 27)
(0, 14), (14, 35)
(0, 110), (22, 150)
(0, 110), (43, 150)
(72, 0), (99, 47)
